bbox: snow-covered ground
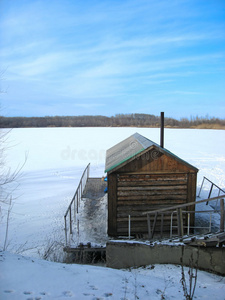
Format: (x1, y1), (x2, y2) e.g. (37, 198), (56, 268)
(0, 128), (225, 299)
(1, 250), (224, 300)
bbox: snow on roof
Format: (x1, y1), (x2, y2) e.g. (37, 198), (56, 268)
(105, 133), (157, 173)
(105, 132), (198, 173)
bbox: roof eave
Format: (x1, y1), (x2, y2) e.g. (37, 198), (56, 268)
(105, 144), (198, 174)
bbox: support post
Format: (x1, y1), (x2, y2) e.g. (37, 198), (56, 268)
(160, 213), (164, 239)
(198, 176), (205, 197)
(128, 215), (131, 239)
(160, 112), (164, 148)
(74, 197), (76, 221)
(69, 207), (72, 234)
(147, 214), (151, 240)
(76, 193), (79, 213)
(187, 213), (190, 236)
(220, 198), (224, 232)
(151, 212), (158, 239)
(64, 216), (68, 246)
(207, 183), (214, 204)
(177, 208), (184, 237)
(170, 212), (174, 238)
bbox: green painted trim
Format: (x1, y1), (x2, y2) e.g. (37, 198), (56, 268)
(105, 148), (144, 173)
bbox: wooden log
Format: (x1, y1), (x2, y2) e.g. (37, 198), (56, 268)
(117, 190), (187, 197)
(117, 199), (186, 206)
(117, 203), (186, 210)
(118, 185), (187, 191)
(118, 179), (187, 187)
(118, 174), (187, 181)
(117, 215), (177, 222)
(118, 194), (187, 201)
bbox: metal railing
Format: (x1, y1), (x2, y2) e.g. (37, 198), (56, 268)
(142, 195), (225, 240)
(64, 163), (90, 246)
(198, 176), (225, 205)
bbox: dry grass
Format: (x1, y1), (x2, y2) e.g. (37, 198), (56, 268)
(193, 124), (225, 130)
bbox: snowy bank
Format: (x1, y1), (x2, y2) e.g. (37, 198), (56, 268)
(0, 251), (225, 300)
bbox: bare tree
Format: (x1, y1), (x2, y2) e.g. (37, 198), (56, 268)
(0, 128), (27, 250)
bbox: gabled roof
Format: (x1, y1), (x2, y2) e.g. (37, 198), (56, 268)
(105, 132), (198, 173)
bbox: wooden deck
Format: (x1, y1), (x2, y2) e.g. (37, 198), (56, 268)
(66, 177), (108, 249)
(82, 177), (107, 200)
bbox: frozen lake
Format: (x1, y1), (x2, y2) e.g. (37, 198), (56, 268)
(1, 127), (225, 256)
(1, 127), (225, 300)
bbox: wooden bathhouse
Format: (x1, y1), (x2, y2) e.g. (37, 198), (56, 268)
(105, 133), (198, 237)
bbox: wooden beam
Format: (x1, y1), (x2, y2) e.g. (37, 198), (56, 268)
(143, 195), (225, 215)
(177, 208), (184, 237)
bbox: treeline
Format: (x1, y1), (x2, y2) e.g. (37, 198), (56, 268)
(0, 114), (224, 129)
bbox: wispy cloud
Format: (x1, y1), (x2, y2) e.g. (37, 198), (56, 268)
(0, 0), (224, 117)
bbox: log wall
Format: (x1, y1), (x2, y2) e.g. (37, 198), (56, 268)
(107, 150), (197, 237)
(117, 173), (188, 235)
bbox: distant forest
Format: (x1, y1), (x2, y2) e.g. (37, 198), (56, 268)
(0, 114), (225, 129)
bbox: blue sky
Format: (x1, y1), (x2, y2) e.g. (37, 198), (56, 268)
(0, 0), (225, 119)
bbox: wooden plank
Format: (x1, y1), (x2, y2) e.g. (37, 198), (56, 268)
(117, 200), (186, 206)
(143, 195), (225, 215)
(118, 189), (187, 197)
(119, 172), (188, 176)
(118, 173), (187, 179)
(117, 185), (187, 191)
(117, 228), (148, 234)
(118, 180), (188, 187)
(117, 224), (175, 234)
(117, 204), (183, 211)
(118, 176), (187, 181)
(118, 195), (187, 201)
(108, 173), (117, 236)
(117, 215), (178, 222)
(118, 173), (187, 178)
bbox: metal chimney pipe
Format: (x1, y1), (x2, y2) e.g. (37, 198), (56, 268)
(160, 112), (164, 148)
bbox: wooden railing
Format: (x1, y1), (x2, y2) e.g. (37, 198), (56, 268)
(142, 195), (225, 240)
(64, 163), (90, 246)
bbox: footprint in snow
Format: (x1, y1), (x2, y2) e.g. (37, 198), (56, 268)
(24, 291), (32, 295)
(40, 292), (48, 295)
(104, 293), (113, 297)
(4, 290), (14, 294)
(89, 285), (98, 290)
(62, 291), (73, 297)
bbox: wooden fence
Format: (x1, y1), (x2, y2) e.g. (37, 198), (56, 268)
(64, 163), (90, 246)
